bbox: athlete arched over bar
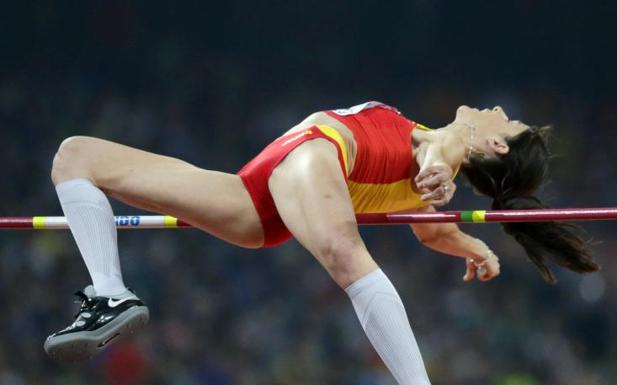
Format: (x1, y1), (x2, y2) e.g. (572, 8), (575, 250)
(45, 102), (599, 384)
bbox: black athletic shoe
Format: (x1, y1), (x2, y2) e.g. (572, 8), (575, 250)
(44, 286), (149, 363)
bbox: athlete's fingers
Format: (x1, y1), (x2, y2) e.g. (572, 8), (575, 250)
(414, 167), (435, 184)
(477, 267), (491, 281)
(478, 268), (496, 281)
(417, 172), (450, 191)
(415, 165), (454, 190)
(421, 181), (456, 206)
(477, 254), (501, 282)
(420, 186), (445, 202)
(478, 260), (500, 281)
(463, 258), (477, 282)
(415, 164), (452, 181)
(430, 182), (456, 206)
(430, 196), (449, 207)
(445, 181), (457, 200)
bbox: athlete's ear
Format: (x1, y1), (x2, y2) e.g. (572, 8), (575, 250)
(488, 136), (509, 155)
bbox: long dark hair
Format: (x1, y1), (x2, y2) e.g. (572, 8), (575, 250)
(461, 126), (599, 284)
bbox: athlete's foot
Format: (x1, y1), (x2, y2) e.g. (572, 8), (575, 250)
(44, 285), (149, 363)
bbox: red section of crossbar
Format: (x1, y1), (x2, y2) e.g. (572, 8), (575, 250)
(483, 208), (617, 223)
(357, 211), (461, 224)
(0, 217), (33, 229)
(356, 207), (617, 225)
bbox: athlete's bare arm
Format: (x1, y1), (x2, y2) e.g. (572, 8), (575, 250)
(410, 205), (500, 281)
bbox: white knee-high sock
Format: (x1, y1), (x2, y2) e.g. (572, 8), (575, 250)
(56, 178), (127, 297)
(345, 269), (431, 385)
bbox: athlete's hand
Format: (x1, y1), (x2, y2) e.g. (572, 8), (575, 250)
(415, 164), (456, 207)
(463, 249), (501, 282)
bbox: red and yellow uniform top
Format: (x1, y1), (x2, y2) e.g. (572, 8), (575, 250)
(238, 100), (442, 247)
(322, 101), (433, 213)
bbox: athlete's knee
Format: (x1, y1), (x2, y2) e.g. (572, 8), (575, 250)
(313, 226), (371, 287)
(51, 136), (98, 185)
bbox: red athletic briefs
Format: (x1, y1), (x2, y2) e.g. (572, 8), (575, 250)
(237, 126), (347, 247)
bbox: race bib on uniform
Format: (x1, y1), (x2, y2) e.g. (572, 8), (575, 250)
(331, 101), (401, 116)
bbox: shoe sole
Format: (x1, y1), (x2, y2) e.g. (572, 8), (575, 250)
(44, 305), (149, 363)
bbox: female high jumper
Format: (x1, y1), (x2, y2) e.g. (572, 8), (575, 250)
(44, 101), (598, 385)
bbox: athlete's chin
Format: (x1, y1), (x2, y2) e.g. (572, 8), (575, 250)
(457, 105), (481, 114)
(455, 105), (473, 121)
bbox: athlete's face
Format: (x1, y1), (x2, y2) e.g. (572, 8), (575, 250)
(454, 105), (529, 158)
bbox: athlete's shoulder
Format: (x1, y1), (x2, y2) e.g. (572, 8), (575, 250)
(330, 101), (402, 116)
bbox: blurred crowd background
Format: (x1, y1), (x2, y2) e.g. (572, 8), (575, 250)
(1, 1), (616, 385)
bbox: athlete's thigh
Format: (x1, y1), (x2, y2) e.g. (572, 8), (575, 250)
(268, 139), (377, 283)
(69, 137), (263, 248)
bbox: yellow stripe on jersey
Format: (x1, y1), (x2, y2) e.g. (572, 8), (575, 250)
(316, 124), (349, 177)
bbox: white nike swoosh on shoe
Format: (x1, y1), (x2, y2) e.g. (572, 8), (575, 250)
(107, 297), (136, 308)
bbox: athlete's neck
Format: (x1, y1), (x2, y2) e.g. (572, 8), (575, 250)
(412, 123), (470, 172)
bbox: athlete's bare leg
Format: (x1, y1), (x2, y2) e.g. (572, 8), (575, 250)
(269, 139), (432, 385)
(45, 135), (263, 362)
(268, 139), (375, 286)
(52, 136), (264, 247)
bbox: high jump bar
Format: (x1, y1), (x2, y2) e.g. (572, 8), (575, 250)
(1, 207), (616, 230)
